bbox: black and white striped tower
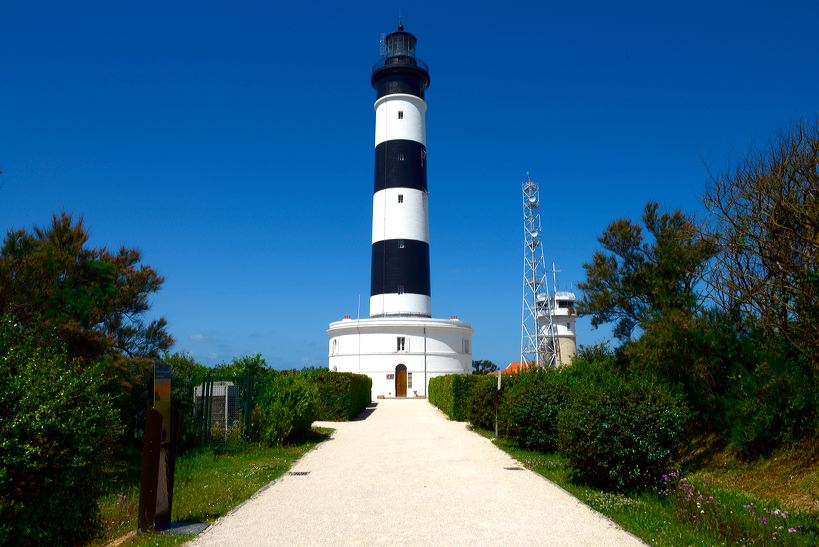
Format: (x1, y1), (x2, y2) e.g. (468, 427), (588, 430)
(327, 22), (473, 399)
(369, 23), (431, 318)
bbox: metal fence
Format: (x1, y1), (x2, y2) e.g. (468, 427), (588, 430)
(172, 374), (269, 449)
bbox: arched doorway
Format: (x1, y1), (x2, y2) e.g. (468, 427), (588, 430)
(395, 364), (407, 397)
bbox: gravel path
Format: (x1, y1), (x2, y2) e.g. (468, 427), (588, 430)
(191, 398), (643, 546)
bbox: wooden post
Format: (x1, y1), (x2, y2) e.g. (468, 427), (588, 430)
(155, 409), (179, 530)
(137, 408), (162, 532)
(137, 364), (179, 532)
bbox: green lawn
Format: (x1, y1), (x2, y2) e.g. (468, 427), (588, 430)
(473, 427), (818, 546)
(97, 428), (331, 545)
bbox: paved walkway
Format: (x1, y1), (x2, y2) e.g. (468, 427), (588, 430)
(191, 399), (643, 546)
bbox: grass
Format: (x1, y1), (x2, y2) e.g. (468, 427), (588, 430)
(96, 428), (332, 545)
(690, 439), (819, 514)
(119, 532), (195, 547)
(471, 426), (818, 545)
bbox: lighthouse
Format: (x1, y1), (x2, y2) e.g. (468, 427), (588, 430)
(370, 24), (431, 319)
(328, 23), (473, 399)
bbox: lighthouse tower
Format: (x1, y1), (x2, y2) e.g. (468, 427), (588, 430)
(327, 23), (473, 399)
(370, 25), (431, 319)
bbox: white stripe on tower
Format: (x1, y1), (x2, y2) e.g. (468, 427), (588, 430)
(374, 94), (426, 146)
(369, 25), (431, 318)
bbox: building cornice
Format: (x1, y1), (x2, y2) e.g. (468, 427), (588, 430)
(327, 316), (473, 335)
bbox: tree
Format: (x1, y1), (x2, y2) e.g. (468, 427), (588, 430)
(214, 353), (269, 377)
(165, 351), (209, 377)
(703, 119), (819, 377)
(578, 201), (716, 342)
(0, 212), (173, 361)
(472, 359), (498, 375)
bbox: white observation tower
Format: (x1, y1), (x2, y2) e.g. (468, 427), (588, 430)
(327, 22), (473, 399)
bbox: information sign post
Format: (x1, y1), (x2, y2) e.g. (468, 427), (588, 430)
(138, 363), (179, 532)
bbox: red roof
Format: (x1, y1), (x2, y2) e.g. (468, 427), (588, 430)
(489, 361), (534, 375)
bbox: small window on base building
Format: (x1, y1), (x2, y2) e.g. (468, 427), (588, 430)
(408, 372), (413, 389)
(398, 111), (404, 119)
(398, 194), (403, 203)
(397, 337), (406, 351)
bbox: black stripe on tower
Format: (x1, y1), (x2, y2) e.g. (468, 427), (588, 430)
(374, 140), (427, 192)
(370, 239), (431, 297)
(373, 72), (427, 100)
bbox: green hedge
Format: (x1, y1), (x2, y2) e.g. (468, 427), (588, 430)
(0, 317), (121, 545)
(428, 374), (482, 421)
(433, 361), (693, 493)
(557, 364), (691, 491)
(498, 369), (569, 452)
(467, 375), (503, 430)
(252, 372), (317, 446)
(302, 369), (372, 420)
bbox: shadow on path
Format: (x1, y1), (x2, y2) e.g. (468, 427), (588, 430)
(352, 402), (378, 421)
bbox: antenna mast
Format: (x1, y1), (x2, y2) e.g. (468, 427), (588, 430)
(520, 175), (557, 367)
(520, 175), (542, 366)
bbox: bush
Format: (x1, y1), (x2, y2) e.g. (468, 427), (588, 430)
(427, 375), (444, 411)
(302, 369), (372, 420)
(428, 374), (481, 421)
(498, 369), (569, 451)
(624, 309), (757, 434)
(467, 375), (502, 431)
(724, 348), (817, 457)
(557, 364), (691, 491)
(0, 317), (121, 545)
(252, 372), (317, 446)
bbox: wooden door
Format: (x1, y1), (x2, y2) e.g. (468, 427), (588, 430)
(395, 364), (407, 397)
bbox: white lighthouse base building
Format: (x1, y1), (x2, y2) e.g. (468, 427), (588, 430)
(328, 316), (472, 399)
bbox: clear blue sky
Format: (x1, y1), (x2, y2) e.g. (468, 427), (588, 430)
(2, 1), (817, 369)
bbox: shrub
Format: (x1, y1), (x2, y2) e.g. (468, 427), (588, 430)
(498, 369), (569, 451)
(213, 353), (271, 378)
(428, 374), (481, 421)
(0, 317), (121, 545)
(252, 372), (317, 446)
(302, 369), (372, 420)
(724, 348), (817, 457)
(427, 374), (445, 411)
(625, 308), (757, 434)
(467, 374), (502, 431)
(557, 364), (691, 491)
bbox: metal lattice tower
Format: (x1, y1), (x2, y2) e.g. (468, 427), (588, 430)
(520, 176), (558, 367)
